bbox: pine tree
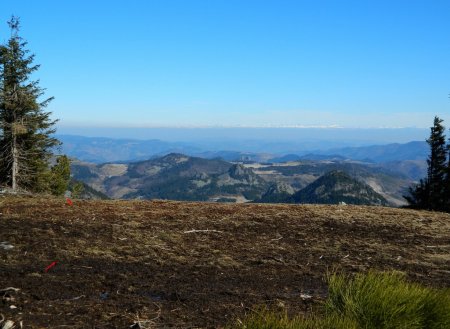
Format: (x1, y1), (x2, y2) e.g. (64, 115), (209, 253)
(0, 17), (60, 192)
(49, 155), (71, 196)
(70, 181), (85, 199)
(404, 178), (430, 209)
(405, 116), (447, 210)
(426, 116), (447, 210)
(445, 133), (450, 211)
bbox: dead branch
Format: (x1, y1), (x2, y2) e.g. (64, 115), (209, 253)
(70, 295), (85, 300)
(0, 287), (20, 293)
(183, 229), (223, 234)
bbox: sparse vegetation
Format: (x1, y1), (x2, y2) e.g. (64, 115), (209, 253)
(233, 271), (450, 329)
(1, 197), (449, 327)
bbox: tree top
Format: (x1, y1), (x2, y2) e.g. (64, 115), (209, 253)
(7, 16), (20, 38)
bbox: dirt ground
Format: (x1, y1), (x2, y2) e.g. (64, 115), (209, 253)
(1, 196), (449, 328)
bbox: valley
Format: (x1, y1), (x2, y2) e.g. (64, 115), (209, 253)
(71, 153), (418, 206)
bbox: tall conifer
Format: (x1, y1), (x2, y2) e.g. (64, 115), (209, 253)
(445, 133), (450, 211)
(426, 116), (447, 210)
(0, 17), (60, 191)
(406, 116), (447, 211)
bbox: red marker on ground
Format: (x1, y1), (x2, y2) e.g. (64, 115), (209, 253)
(66, 198), (73, 206)
(45, 261), (58, 273)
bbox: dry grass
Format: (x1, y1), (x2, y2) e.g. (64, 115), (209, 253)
(0, 196), (449, 328)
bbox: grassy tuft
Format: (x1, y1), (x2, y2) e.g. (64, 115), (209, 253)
(232, 309), (359, 329)
(232, 271), (450, 329)
(326, 271), (450, 328)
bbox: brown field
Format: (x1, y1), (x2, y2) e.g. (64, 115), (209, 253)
(1, 196), (449, 328)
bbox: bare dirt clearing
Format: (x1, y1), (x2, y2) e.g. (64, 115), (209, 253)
(1, 197), (449, 328)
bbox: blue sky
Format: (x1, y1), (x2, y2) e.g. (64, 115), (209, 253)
(1, 0), (449, 129)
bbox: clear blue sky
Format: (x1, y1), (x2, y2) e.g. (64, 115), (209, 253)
(1, 0), (449, 129)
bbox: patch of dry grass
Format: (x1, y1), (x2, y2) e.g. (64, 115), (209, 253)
(0, 196), (449, 328)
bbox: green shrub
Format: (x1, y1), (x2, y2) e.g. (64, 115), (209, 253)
(325, 271), (450, 329)
(232, 271), (450, 329)
(49, 155), (71, 196)
(69, 181), (84, 198)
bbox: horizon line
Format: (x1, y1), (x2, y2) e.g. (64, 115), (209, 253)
(56, 124), (429, 130)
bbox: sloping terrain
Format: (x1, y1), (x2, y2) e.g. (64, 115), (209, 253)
(307, 141), (428, 163)
(379, 159), (427, 181)
(1, 196), (449, 328)
(58, 135), (202, 163)
(247, 161), (412, 206)
(71, 154), (414, 206)
(254, 182), (296, 203)
(289, 171), (389, 206)
(72, 154), (269, 202)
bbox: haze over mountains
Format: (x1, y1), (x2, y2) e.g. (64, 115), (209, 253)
(61, 131), (428, 207)
(71, 153), (419, 207)
(58, 134), (427, 164)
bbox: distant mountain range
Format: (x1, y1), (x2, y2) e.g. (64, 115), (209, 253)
(57, 135), (201, 163)
(312, 141), (428, 163)
(269, 141), (428, 163)
(57, 135), (428, 165)
(61, 134), (428, 207)
(72, 154), (268, 202)
(71, 153), (417, 206)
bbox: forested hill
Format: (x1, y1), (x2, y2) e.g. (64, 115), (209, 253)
(289, 170), (389, 205)
(71, 153), (414, 206)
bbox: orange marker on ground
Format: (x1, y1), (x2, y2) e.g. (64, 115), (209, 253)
(45, 261), (58, 272)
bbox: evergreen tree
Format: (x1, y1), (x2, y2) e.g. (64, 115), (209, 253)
(426, 116), (447, 210)
(406, 116), (447, 211)
(69, 180), (85, 199)
(404, 178), (430, 209)
(445, 134), (450, 211)
(0, 17), (60, 192)
(49, 155), (71, 196)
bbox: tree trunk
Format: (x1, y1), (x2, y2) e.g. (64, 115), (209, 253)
(11, 133), (18, 190)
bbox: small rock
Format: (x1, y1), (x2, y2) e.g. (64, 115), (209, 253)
(1, 320), (16, 329)
(9, 305), (17, 309)
(4, 295), (15, 302)
(0, 242), (14, 250)
(276, 300), (285, 308)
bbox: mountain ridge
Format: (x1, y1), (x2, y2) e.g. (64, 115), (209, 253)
(58, 134), (427, 164)
(287, 170), (389, 206)
(71, 153), (415, 206)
